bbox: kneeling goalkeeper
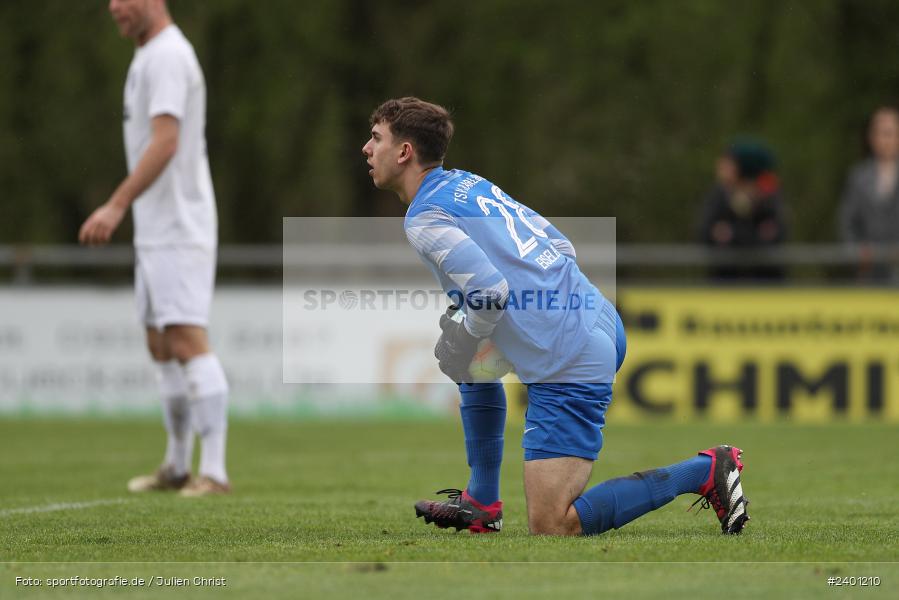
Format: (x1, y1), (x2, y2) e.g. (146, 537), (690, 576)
(362, 97), (750, 536)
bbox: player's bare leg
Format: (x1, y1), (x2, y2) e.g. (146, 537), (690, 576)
(524, 457), (592, 535)
(164, 324), (209, 360)
(127, 327), (193, 492)
(165, 325), (231, 497)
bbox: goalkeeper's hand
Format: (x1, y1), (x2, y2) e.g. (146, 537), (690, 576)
(434, 307), (480, 384)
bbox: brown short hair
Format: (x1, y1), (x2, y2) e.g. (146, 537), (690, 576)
(370, 97), (454, 165)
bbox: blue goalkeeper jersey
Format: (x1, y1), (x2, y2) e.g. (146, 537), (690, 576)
(404, 167), (618, 383)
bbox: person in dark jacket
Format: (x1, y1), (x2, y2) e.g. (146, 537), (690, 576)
(698, 139), (788, 281)
(839, 106), (899, 284)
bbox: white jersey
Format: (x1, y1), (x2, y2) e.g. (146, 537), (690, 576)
(124, 25), (216, 249)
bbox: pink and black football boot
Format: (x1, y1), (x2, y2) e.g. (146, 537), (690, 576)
(414, 488), (503, 533)
(691, 445), (751, 534)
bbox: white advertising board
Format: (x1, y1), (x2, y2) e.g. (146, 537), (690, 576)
(0, 287), (459, 417)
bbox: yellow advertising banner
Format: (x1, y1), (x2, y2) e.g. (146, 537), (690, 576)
(608, 288), (899, 423)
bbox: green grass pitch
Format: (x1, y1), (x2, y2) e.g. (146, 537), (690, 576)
(1, 419), (897, 598)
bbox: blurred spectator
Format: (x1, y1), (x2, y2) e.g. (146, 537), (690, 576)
(697, 139), (788, 281)
(839, 106), (899, 284)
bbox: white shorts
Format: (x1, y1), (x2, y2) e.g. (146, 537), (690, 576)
(135, 246), (216, 330)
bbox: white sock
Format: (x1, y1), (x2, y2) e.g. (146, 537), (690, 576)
(156, 360), (193, 476)
(185, 353), (229, 483)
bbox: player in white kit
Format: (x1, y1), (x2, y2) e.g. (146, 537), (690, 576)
(79, 0), (230, 496)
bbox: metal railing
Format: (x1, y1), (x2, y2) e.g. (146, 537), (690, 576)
(2, 243), (898, 284)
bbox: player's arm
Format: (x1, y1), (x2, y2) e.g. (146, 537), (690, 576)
(406, 206), (509, 382)
(525, 209), (577, 260)
(108, 114), (179, 211)
(406, 206), (510, 338)
(78, 115), (179, 246)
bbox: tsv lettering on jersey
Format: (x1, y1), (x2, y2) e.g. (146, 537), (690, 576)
(453, 174), (483, 202)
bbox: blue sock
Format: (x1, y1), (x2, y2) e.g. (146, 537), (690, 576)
(459, 382), (506, 505)
(574, 454), (711, 535)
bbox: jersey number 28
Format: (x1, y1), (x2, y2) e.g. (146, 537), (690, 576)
(476, 186), (547, 258)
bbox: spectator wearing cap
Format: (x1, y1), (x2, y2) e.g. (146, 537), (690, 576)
(839, 106), (899, 284)
(697, 139), (788, 281)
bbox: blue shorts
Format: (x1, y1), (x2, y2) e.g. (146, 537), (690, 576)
(523, 311), (626, 461)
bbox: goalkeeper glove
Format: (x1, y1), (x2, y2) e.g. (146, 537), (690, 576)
(434, 307), (480, 384)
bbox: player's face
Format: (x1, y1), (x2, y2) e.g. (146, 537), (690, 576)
(109, 0), (152, 40)
(362, 122), (405, 191)
(869, 110), (899, 160)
